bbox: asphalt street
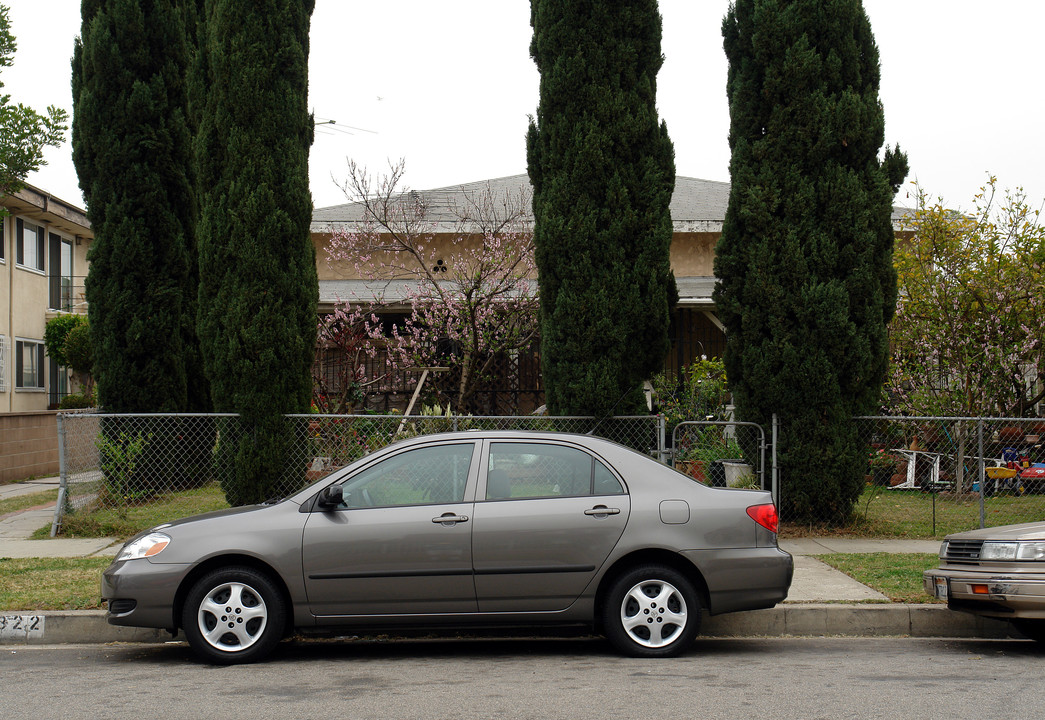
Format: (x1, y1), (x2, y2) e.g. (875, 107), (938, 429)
(2, 636), (1042, 720)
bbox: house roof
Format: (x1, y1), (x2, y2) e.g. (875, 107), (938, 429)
(312, 173), (910, 234)
(1, 183), (92, 238)
(312, 174), (731, 234)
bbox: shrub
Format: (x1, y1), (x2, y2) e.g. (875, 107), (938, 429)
(59, 392), (95, 410)
(652, 358), (731, 433)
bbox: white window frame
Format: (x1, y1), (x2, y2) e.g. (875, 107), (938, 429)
(15, 338), (46, 392)
(16, 218), (46, 273)
(0, 335), (8, 393)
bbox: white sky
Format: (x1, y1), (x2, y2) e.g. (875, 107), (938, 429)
(5, 0), (1044, 213)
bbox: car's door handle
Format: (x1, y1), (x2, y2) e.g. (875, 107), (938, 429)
(584, 506), (621, 517)
(432, 513), (469, 525)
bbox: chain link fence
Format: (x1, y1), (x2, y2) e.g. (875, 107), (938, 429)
(667, 415), (1045, 535)
(50, 411), (1045, 538)
(849, 416), (1045, 536)
(51, 412), (665, 535)
(671, 420), (770, 492)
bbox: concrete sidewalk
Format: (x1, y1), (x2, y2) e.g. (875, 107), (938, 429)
(0, 477), (120, 558)
(0, 482), (1016, 645)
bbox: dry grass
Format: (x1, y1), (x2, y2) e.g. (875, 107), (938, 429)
(37, 484), (230, 541)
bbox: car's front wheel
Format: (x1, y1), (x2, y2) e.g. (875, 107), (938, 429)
(603, 564), (700, 658)
(181, 567), (285, 664)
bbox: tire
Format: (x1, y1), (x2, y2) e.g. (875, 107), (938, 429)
(1011, 619), (1045, 644)
(181, 566), (285, 664)
(602, 564), (701, 658)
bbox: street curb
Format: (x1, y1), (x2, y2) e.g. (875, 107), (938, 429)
(0, 604), (1017, 646)
(1, 610), (168, 645)
(704, 603), (1013, 639)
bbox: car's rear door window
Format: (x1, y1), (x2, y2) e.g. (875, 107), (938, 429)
(486, 442), (624, 500)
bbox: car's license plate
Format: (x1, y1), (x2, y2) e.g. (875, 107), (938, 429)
(934, 577), (949, 600)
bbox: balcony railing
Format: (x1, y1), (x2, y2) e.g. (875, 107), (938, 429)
(49, 275), (88, 313)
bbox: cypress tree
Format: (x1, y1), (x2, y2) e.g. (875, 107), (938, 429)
(194, 0), (317, 505)
(716, 0), (908, 523)
(527, 0), (676, 417)
(73, 0), (199, 414)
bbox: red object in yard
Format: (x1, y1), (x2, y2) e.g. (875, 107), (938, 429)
(1020, 466), (1045, 481)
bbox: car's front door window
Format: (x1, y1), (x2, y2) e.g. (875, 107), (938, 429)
(338, 443), (474, 508)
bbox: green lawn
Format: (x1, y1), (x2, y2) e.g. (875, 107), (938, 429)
(0, 489), (59, 518)
(34, 478), (1045, 543)
(0, 557), (111, 611)
(782, 486), (1045, 539)
(817, 552), (941, 603)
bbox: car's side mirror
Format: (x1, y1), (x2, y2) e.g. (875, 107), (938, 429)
(317, 484), (343, 510)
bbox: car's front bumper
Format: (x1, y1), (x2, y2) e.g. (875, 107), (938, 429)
(924, 567), (1045, 619)
(101, 559), (193, 630)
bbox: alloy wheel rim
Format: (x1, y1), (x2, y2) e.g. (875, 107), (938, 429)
(197, 581), (268, 652)
(619, 579), (687, 648)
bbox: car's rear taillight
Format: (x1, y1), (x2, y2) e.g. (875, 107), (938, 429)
(747, 503), (779, 534)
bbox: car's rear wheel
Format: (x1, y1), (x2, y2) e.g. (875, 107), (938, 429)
(603, 564), (700, 658)
(1012, 619), (1045, 644)
(182, 567), (285, 664)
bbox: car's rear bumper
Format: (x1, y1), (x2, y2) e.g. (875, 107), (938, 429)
(924, 567), (1045, 619)
(101, 559), (193, 630)
(683, 547), (793, 614)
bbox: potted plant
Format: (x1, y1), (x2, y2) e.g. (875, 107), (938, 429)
(678, 431), (751, 487)
(673, 425), (726, 482)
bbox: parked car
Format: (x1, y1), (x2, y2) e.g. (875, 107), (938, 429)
(102, 431), (792, 664)
(924, 521), (1045, 642)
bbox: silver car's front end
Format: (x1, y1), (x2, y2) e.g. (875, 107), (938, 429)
(925, 530), (1045, 620)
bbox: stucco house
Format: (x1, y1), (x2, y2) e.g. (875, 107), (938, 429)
(311, 173), (911, 411)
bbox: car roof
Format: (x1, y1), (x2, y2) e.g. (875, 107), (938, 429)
(390, 429), (634, 452)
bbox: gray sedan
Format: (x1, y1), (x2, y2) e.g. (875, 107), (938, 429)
(102, 431), (792, 663)
(925, 521), (1045, 642)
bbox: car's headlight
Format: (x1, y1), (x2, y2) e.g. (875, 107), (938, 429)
(980, 542), (1018, 561)
(1017, 542), (1045, 561)
(116, 532), (171, 562)
(939, 541), (949, 558)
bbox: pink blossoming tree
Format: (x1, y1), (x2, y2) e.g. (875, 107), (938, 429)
(322, 160), (539, 413)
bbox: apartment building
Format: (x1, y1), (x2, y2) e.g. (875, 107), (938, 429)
(0, 184), (92, 412)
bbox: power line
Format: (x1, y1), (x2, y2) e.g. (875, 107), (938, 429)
(313, 116), (378, 136)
